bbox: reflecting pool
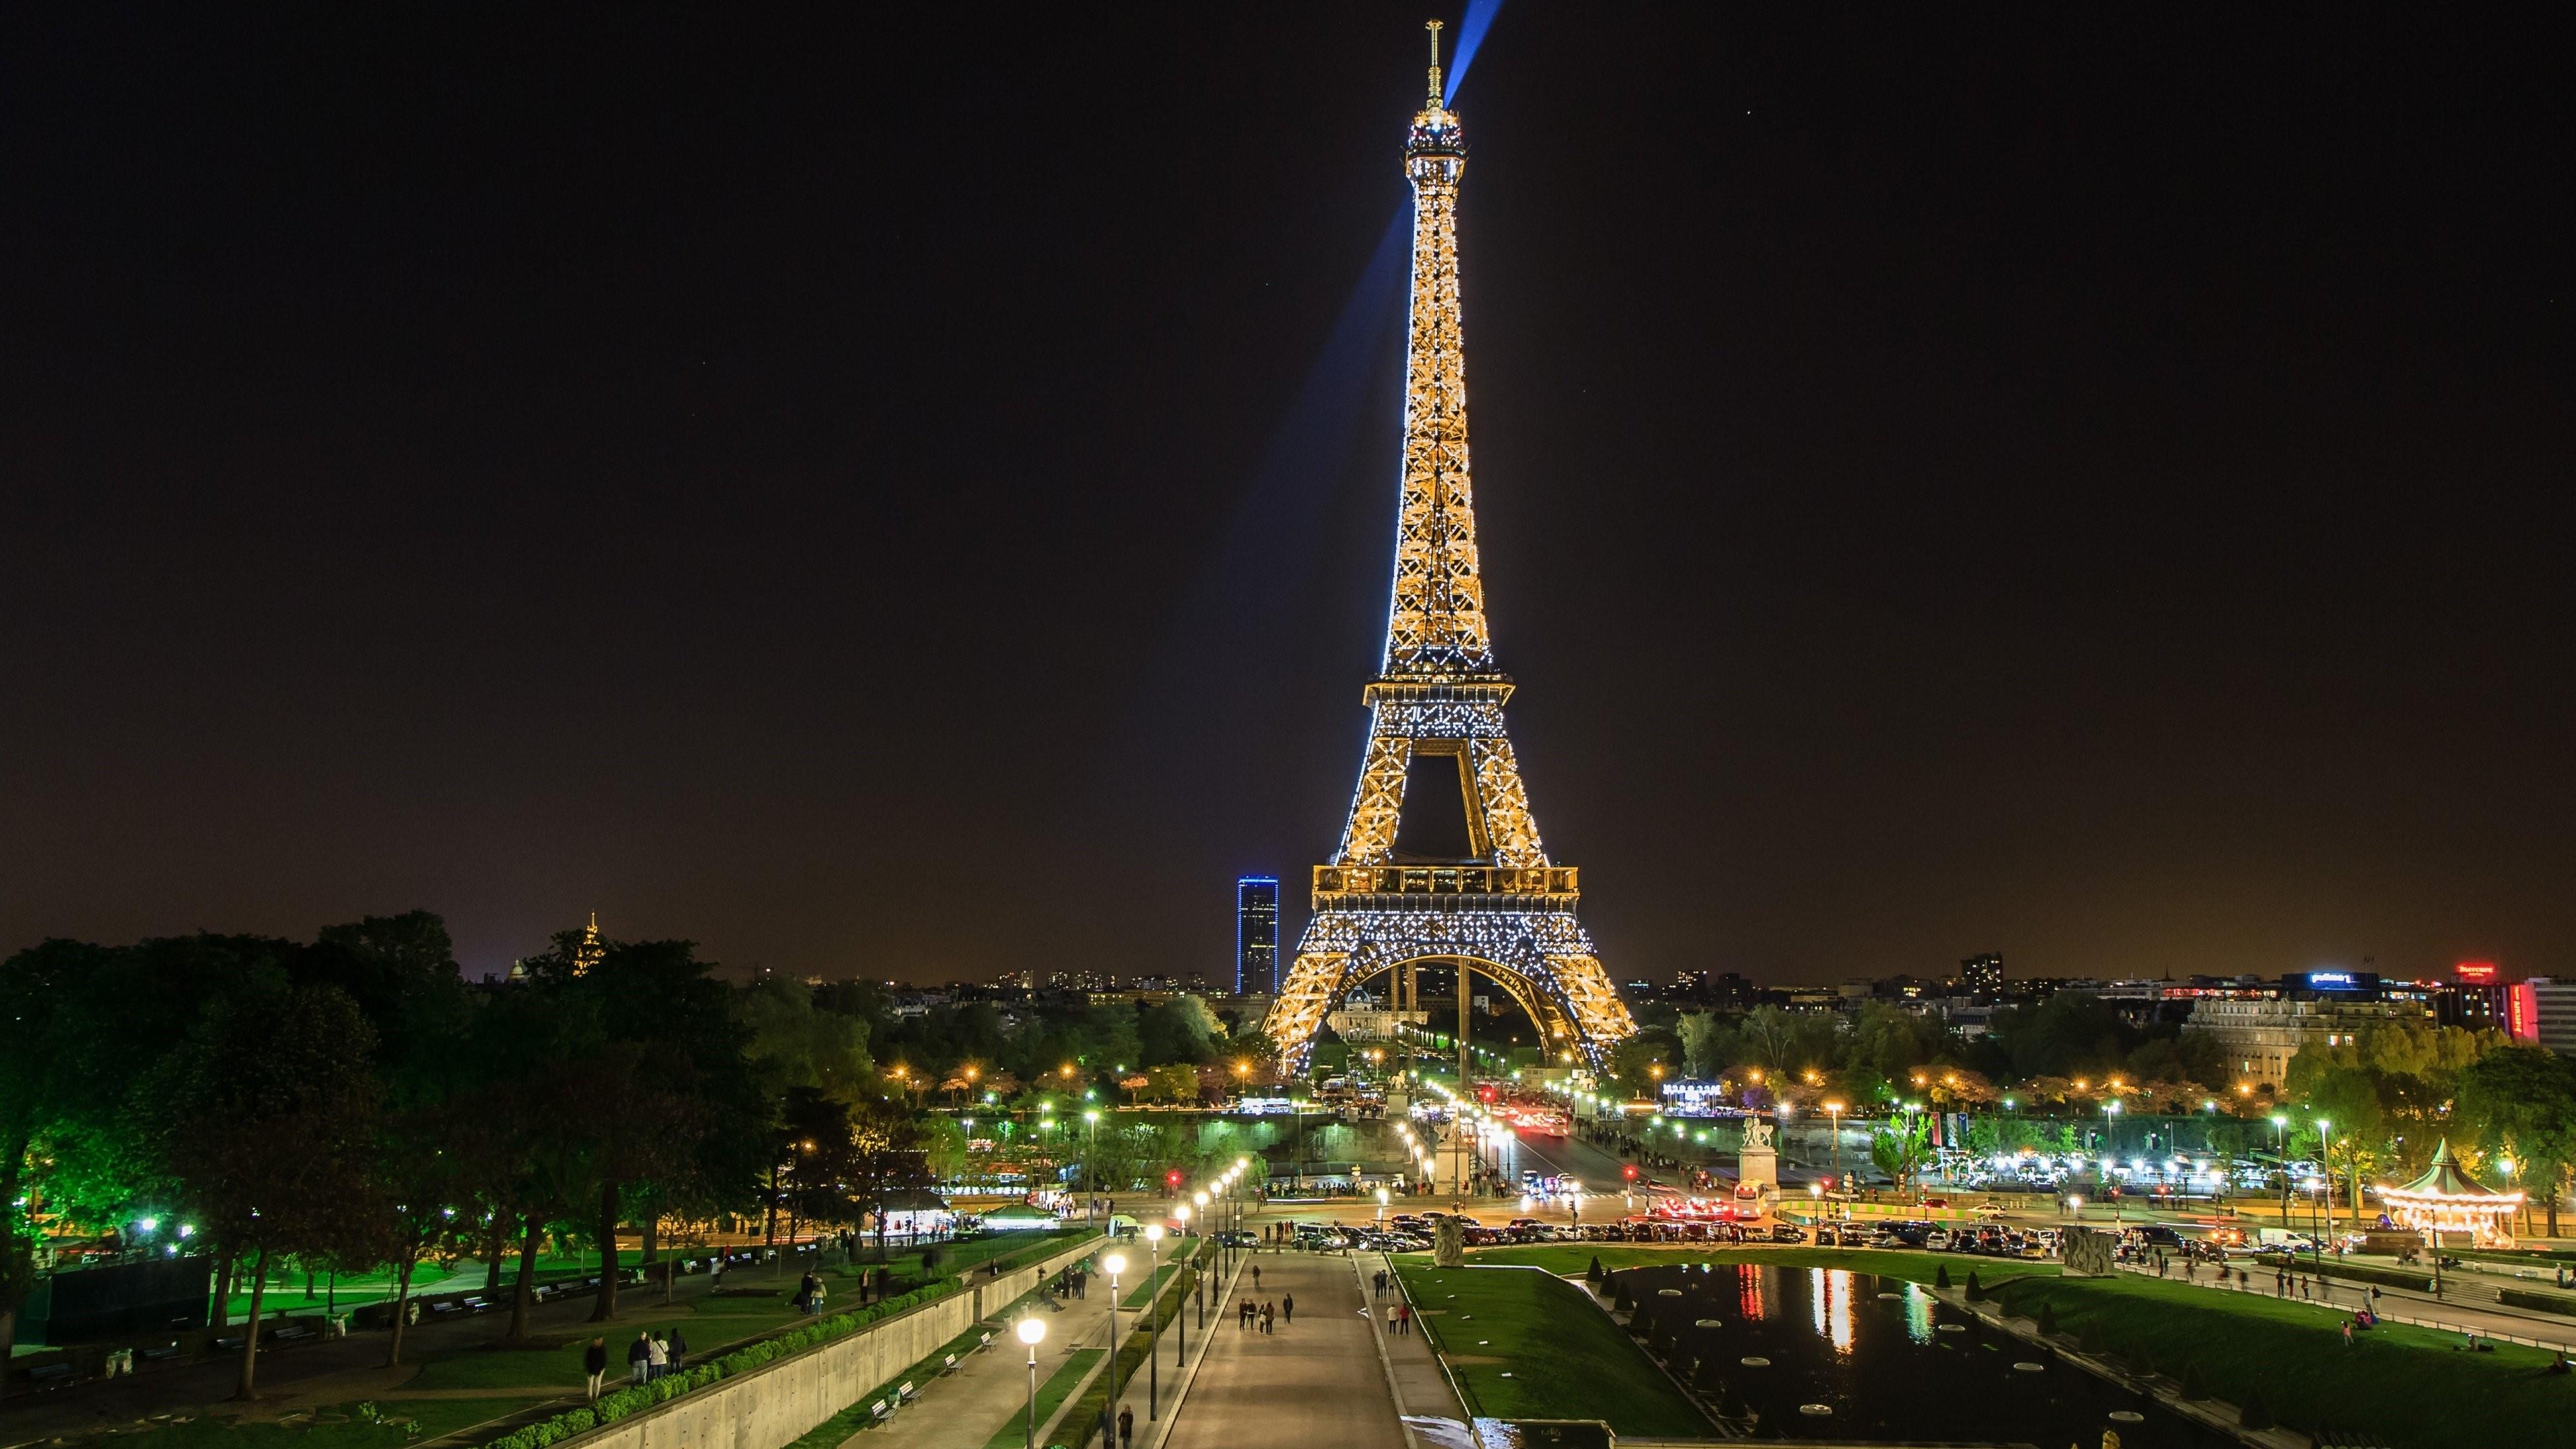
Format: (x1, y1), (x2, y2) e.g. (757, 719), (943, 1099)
(1611, 1264), (2231, 1446)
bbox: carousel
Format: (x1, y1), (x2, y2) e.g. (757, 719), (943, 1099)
(2378, 1138), (2523, 1247)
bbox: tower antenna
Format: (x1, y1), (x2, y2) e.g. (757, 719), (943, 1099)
(1426, 19), (1444, 105)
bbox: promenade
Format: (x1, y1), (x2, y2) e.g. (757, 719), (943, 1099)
(1155, 1251), (1411, 1449)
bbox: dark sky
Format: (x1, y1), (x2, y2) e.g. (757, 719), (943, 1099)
(5, 6), (2570, 987)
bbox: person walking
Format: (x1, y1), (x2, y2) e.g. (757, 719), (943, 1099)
(667, 1326), (688, 1375)
(1395, 1301), (1411, 1336)
(1282, 1292), (1295, 1325)
(646, 1331), (668, 1381)
(1251, 1264), (1262, 1291)
(1260, 1301), (1275, 1334)
(584, 1337), (609, 1401)
(1118, 1406), (1134, 1449)
(628, 1330), (652, 1385)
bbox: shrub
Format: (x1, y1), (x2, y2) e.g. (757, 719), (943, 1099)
(2239, 1389), (2273, 1430)
(1964, 1271), (1982, 1300)
(2179, 1363), (2206, 1401)
(1586, 1256), (1604, 1285)
(1935, 1264), (1951, 1289)
(1612, 1281), (1633, 1311)
(2035, 1302), (2058, 1337)
(1628, 1307), (1654, 1340)
(2078, 1322), (2107, 1356)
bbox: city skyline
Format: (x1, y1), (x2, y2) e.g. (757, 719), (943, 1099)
(6, 7), (2569, 986)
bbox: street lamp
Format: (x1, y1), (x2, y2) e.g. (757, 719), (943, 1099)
(2312, 1118), (2333, 1244)
(2270, 1116), (2290, 1226)
(1016, 1317), (1047, 1449)
(1825, 1100), (1845, 1191)
(1084, 1110), (1101, 1197)
(1377, 1186), (1390, 1226)
(1143, 1224), (1165, 1419)
(2102, 1099), (2123, 1221)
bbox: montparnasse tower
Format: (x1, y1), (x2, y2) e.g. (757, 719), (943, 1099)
(1262, 23), (1636, 1073)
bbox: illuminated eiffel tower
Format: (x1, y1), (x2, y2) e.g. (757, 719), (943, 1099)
(1263, 23), (1636, 1072)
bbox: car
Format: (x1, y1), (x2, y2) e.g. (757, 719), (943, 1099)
(1924, 1230), (1953, 1251)
(1768, 1224), (1807, 1244)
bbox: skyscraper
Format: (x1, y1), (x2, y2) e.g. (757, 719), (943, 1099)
(1236, 876), (1279, 994)
(1961, 953), (2004, 994)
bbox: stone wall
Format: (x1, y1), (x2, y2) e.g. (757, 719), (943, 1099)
(574, 1234), (1103, 1449)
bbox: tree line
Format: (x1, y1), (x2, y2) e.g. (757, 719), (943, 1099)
(2, 915), (854, 1396)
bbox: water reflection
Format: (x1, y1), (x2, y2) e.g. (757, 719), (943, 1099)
(1614, 1264), (2228, 1446)
(1902, 1282), (1933, 1344)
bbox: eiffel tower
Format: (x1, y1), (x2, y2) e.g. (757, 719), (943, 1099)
(1263, 24), (1637, 1071)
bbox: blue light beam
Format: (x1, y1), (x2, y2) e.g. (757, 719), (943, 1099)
(1443, 0), (1505, 105)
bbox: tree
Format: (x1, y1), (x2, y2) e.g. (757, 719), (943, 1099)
(849, 1099), (934, 1258)
(1870, 1114), (1935, 1199)
(741, 977), (875, 1104)
(1141, 1064), (1201, 1105)
(146, 979), (388, 1397)
(2457, 1046), (2576, 1236)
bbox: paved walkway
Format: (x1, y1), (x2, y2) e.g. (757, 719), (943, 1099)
(859, 1279), (1121, 1449)
(1156, 1252), (1405, 1449)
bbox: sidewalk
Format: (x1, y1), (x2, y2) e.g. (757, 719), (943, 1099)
(1157, 1251), (1404, 1449)
(860, 1280), (1121, 1449)
(1358, 1254), (1462, 1432)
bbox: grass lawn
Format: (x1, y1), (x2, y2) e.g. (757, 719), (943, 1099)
(1460, 1240), (2576, 1449)
(1987, 1273), (2576, 1449)
(979, 1348), (1104, 1449)
(401, 1290), (808, 1392)
(1392, 1263), (1707, 1437)
(63, 1397), (549, 1449)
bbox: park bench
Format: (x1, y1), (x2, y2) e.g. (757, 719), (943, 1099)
(139, 1344), (182, 1364)
(26, 1362), (75, 1387)
(975, 1330), (994, 1352)
(896, 1381), (919, 1405)
(939, 1354), (961, 1376)
(867, 1400), (893, 1426)
(273, 1324), (319, 1344)
(212, 1336), (246, 1352)
(461, 1296), (492, 1313)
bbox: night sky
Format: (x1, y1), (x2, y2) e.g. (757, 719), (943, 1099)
(5, 7), (2569, 987)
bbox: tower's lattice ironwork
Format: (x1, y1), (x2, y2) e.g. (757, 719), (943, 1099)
(1263, 29), (1638, 1070)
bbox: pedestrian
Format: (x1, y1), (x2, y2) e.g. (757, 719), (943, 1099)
(647, 1331), (668, 1381)
(628, 1331), (652, 1385)
(1118, 1406), (1134, 1449)
(1252, 1265), (1261, 1291)
(1395, 1302), (1412, 1336)
(584, 1337), (609, 1401)
(1075, 1269), (1087, 1300)
(1282, 1293), (1295, 1325)
(710, 1254), (726, 1290)
(2342, 1320), (2354, 1348)
(667, 1327), (688, 1375)
(1240, 1298), (1254, 1329)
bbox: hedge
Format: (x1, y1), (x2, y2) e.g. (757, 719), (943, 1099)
(482, 1280), (965, 1449)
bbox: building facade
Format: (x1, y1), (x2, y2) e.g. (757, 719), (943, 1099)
(2182, 996), (2414, 1087)
(1235, 876), (1280, 995)
(1960, 953), (2004, 994)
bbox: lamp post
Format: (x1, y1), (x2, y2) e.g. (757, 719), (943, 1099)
(1084, 1110), (1100, 1196)
(1143, 1224), (1164, 1419)
(2312, 1118), (2333, 1244)
(1016, 1317), (1047, 1449)
(1825, 1101), (1845, 1192)
(1102, 1250), (1128, 1425)
(1175, 1203), (1198, 1337)
(2269, 1116), (2290, 1228)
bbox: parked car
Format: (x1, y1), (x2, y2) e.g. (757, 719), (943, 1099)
(1768, 1224), (1807, 1244)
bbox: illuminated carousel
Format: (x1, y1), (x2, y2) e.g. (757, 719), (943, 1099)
(2379, 1138), (2523, 1246)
